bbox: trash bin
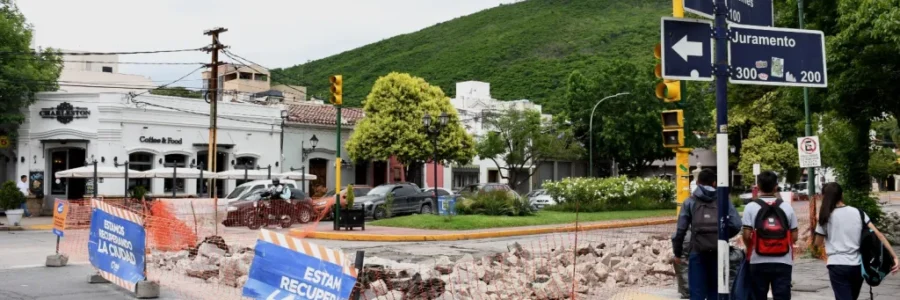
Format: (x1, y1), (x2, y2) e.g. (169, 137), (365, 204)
(437, 196), (457, 216)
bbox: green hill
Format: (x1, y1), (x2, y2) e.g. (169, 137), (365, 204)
(273, 0), (669, 112)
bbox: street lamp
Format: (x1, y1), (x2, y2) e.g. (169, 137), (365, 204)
(423, 112), (449, 199)
(299, 134), (318, 194)
(589, 92), (631, 177)
(280, 109), (289, 162)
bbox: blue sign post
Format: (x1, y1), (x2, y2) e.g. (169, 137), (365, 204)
(727, 23), (827, 88)
(87, 207), (147, 286)
(684, 0), (774, 27)
(660, 17), (714, 81)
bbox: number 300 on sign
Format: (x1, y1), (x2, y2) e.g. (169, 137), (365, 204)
(734, 67), (758, 80)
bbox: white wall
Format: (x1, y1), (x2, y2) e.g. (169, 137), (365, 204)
(14, 92), (283, 206)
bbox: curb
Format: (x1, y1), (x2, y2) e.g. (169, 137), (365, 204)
(0, 226), (24, 231)
(291, 218), (676, 242)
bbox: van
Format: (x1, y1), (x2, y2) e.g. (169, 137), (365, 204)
(224, 179), (298, 204)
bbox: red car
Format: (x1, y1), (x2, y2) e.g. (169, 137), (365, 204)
(224, 188), (314, 226)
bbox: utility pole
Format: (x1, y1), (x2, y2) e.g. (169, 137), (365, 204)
(713, 0), (731, 298)
(204, 27), (227, 230)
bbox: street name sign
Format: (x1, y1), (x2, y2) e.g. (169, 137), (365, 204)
(684, 0), (774, 27)
(728, 23), (827, 88)
(660, 17), (714, 81)
(797, 136), (821, 168)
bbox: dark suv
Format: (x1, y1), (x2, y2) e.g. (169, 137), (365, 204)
(352, 182), (435, 219)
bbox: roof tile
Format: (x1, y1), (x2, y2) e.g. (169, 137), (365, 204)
(286, 103), (364, 126)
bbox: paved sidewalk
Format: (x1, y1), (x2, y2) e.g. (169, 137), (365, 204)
(0, 216), (52, 231)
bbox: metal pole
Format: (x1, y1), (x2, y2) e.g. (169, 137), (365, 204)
(280, 119), (285, 161)
(334, 105), (342, 231)
(301, 166), (306, 194)
(244, 165), (248, 181)
(198, 163), (204, 197)
(588, 92), (630, 177)
(172, 166), (177, 197)
(798, 0), (816, 198)
(433, 136), (438, 198)
(124, 162), (129, 204)
(267, 165), (271, 180)
(351, 250), (365, 300)
(714, 0), (731, 298)
(93, 160), (98, 198)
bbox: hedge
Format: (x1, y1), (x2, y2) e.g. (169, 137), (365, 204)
(542, 176), (676, 212)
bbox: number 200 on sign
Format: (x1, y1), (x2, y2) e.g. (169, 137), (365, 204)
(800, 71), (822, 83)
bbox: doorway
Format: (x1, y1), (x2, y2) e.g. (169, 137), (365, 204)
(308, 158), (328, 197)
(488, 170), (499, 183)
(196, 150), (228, 198)
(372, 161), (387, 187)
(354, 161), (368, 186)
(49, 148), (86, 200)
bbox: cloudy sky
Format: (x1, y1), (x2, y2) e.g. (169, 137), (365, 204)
(18, 0), (517, 88)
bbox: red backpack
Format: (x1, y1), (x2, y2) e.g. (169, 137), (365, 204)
(751, 198), (792, 257)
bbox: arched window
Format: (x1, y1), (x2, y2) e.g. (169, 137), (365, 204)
(129, 152), (154, 193)
(235, 156), (257, 186)
(164, 154), (188, 194)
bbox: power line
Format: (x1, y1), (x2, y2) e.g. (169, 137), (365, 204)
(0, 47), (207, 56)
(63, 60), (206, 65)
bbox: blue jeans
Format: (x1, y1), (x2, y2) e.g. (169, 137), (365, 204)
(750, 263), (792, 300)
(21, 202), (30, 217)
(828, 265), (864, 300)
(689, 251), (718, 300)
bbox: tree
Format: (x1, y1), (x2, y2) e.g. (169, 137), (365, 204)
(150, 86), (202, 99)
(737, 123), (798, 181)
(475, 108), (581, 191)
(564, 60), (688, 175)
(0, 0), (62, 136)
(346, 72), (475, 182)
(869, 148), (899, 189)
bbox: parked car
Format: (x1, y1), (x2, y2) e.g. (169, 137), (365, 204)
(456, 183), (521, 201)
(223, 188), (313, 226)
(422, 187), (454, 197)
(312, 185), (373, 218)
(526, 189), (557, 209)
(352, 182), (435, 219)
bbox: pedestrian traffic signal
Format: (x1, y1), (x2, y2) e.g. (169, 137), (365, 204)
(654, 44), (681, 102)
(661, 110), (684, 148)
(329, 75), (342, 106)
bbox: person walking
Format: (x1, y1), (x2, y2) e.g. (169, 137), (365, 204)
(741, 170), (798, 300)
(17, 175), (31, 217)
(814, 182), (900, 300)
(672, 168), (742, 299)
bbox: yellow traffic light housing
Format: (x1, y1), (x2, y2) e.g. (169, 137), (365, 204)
(662, 129), (685, 148)
(661, 110), (684, 129)
(656, 80), (681, 102)
(329, 75), (343, 105)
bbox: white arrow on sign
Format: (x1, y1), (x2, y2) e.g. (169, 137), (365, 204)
(672, 35), (703, 62)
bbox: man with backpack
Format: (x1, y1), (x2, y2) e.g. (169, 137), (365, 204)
(741, 170), (799, 300)
(672, 169), (743, 299)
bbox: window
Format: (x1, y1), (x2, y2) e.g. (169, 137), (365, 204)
(163, 154), (188, 194)
(234, 156), (257, 186)
(353, 187), (371, 196)
(239, 72), (253, 80)
(129, 152), (154, 192)
(393, 186), (415, 197)
(255, 74), (268, 81)
(102, 66), (113, 73)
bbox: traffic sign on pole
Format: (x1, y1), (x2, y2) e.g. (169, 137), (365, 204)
(728, 23), (827, 88)
(797, 136), (821, 168)
(684, 0), (774, 27)
(660, 17), (714, 81)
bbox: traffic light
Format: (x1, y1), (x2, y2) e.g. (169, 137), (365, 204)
(654, 43), (681, 102)
(661, 110), (684, 148)
(329, 75), (343, 106)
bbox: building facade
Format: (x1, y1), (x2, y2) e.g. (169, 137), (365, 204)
(10, 92), (284, 214)
(423, 81), (584, 194)
(56, 50), (157, 94)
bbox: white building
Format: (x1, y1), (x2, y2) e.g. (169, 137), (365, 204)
(8, 92), (284, 214)
(430, 81), (584, 194)
(56, 50), (157, 93)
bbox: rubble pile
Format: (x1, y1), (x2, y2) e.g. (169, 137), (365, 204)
(881, 211), (900, 244)
(147, 237), (255, 288)
(358, 235), (677, 300)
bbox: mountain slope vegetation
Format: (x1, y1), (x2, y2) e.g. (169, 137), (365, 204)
(273, 0), (669, 112)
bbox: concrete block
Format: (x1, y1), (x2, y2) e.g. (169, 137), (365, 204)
(135, 280), (160, 299)
(88, 274), (109, 284)
(45, 254), (69, 267)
